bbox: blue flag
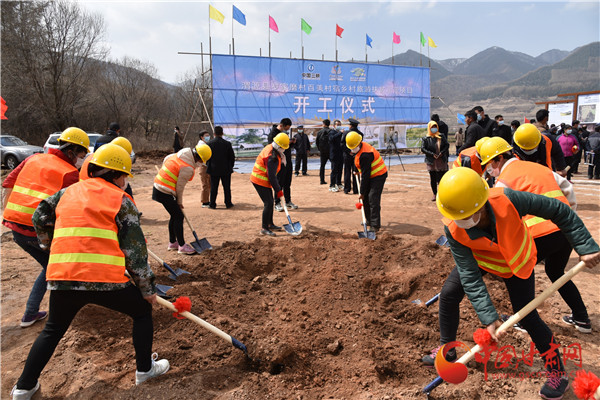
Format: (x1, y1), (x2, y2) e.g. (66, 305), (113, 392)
(233, 5), (246, 26)
(366, 34), (373, 48)
(457, 113), (466, 125)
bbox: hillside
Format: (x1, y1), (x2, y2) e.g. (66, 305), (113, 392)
(380, 50), (452, 82)
(452, 46), (545, 81)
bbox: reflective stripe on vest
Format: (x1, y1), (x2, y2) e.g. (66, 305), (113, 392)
(354, 142), (387, 178)
(497, 160), (569, 238)
(153, 155), (193, 193)
(46, 178), (131, 283)
(250, 145), (281, 188)
(445, 188), (537, 279)
(3, 153), (76, 227)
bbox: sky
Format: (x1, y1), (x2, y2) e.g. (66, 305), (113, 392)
(78, 1), (600, 84)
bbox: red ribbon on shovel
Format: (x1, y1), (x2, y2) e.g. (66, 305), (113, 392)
(172, 296), (192, 319)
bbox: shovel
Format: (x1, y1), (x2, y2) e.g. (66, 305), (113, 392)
(157, 296), (248, 356)
(423, 260), (588, 394)
(147, 248), (190, 281)
(436, 235), (450, 247)
(354, 174), (376, 240)
(124, 271), (173, 299)
(412, 292), (441, 307)
(282, 201), (302, 236)
(182, 210), (212, 253)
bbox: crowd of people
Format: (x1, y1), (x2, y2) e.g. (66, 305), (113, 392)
(2, 107), (600, 399)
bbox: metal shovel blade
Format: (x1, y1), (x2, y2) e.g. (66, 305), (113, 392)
(190, 238), (212, 254)
(435, 235), (449, 247)
(156, 284), (173, 299)
(167, 268), (191, 281)
(358, 230), (377, 240)
(283, 221), (303, 236)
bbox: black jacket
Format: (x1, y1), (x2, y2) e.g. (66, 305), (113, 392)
(459, 122), (484, 153)
(268, 127), (292, 161)
(437, 120), (449, 141)
(328, 129), (343, 161)
(478, 115), (495, 137)
(207, 136), (235, 176)
(94, 130), (118, 152)
(585, 132), (600, 152)
(315, 127), (331, 153)
(421, 136), (449, 165)
(492, 124), (512, 144)
(513, 134), (567, 171)
(293, 133), (311, 154)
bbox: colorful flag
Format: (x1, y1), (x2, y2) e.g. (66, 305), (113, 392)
(269, 15), (279, 32)
(524, 117), (530, 123)
(336, 24), (344, 38)
(457, 113), (465, 125)
(428, 36), (437, 48)
(209, 5), (224, 24)
(1, 97), (7, 120)
(420, 32), (426, 46)
(366, 34), (373, 48)
(393, 32), (401, 44)
(301, 18), (312, 35)
(232, 5), (246, 26)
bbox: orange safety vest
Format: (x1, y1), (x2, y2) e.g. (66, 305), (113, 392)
(444, 188), (537, 279)
(354, 142), (387, 178)
(3, 153), (76, 227)
(516, 136), (552, 169)
(496, 159), (569, 238)
(46, 178), (132, 283)
(250, 144), (281, 188)
(79, 153), (93, 180)
(452, 147), (483, 175)
(154, 154), (194, 192)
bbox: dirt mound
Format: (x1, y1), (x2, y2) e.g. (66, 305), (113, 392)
(17, 231), (540, 399)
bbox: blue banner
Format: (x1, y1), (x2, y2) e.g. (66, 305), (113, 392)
(212, 54), (430, 127)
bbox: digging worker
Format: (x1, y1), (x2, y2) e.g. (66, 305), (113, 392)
(452, 136), (488, 176)
(342, 118), (363, 195)
(346, 131), (387, 232)
(513, 119), (568, 177)
(10, 144), (169, 400)
(152, 143), (212, 255)
(430, 167), (599, 400)
(251, 132), (289, 237)
(2, 127), (89, 329)
(268, 118), (298, 211)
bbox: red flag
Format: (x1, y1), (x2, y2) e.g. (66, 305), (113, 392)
(336, 24), (344, 38)
(0, 97), (7, 120)
(524, 117), (530, 123)
(393, 32), (401, 44)
(269, 16), (279, 32)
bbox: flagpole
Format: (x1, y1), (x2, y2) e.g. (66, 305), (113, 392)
(208, 5), (212, 70)
(365, 40), (367, 63)
(427, 43), (430, 68)
(231, 6), (235, 55)
(301, 19), (304, 59)
(335, 26), (338, 62)
(419, 43), (422, 67)
(268, 16), (271, 57)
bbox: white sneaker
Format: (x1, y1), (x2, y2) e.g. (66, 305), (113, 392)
(329, 186), (339, 192)
(135, 353), (170, 385)
(11, 382), (40, 400)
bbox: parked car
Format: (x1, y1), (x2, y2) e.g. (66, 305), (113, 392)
(0, 134), (43, 170)
(43, 132), (136, 162)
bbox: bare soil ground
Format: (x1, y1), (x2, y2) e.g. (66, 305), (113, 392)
(2, 154), (599, 400)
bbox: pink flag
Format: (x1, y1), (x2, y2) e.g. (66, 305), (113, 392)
(269, 15), (279, 32)
(393, 32), (401, 44)
(0, 97), (7, 120)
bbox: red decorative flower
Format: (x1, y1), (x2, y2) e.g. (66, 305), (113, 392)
(172, 296), (192, 319)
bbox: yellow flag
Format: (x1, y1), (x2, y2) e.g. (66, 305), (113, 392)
(209, 5), (224, 24)
(428, 36), (437, 48)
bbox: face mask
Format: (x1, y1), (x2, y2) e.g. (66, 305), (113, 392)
(511, 128), (515, 133)
(430, 127), (438, 134)
(566, 130), (572, 135)
(351, 146), (360, 154)
(298, 129), (303, 133)
(498, 120), (504, 126)
(486, 163), (501, 178)
(201, 136), (208, 142)
(522, 148), (538, 155)
(477, 114), (482, 121)
(75, 156), (85, 169)
(120, 178), (129, 191)
(454, 212), (481, 229)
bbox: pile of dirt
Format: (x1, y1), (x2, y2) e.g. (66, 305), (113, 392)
(22, 231), (542, 400)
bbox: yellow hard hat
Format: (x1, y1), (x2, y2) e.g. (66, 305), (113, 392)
(273, 132), (290, 150)
(345, 131), (363, 149)
(475, 136), (490, 154)
(436, 167), (489, 220)
(90, 143), (132, 177)
(58, 127), (90, 153)
(194, 143), (212, 162)
(479, 137), (513, 165)
(110, 137), (133, 155)
(513, 123), (541, 150)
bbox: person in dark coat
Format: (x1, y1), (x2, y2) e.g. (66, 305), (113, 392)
(315, 119), (331, 185)
(267, 118), (297, 210)
(473, 106), (495, 137)
(492, 115), (512, 144)
(341, 118), (363, 194)
(430, 114), (449, 141)
(585, 124), (600, 179)
(459, 110), (485, 153)
(421, 121), (449, 201)
(293, 125), (311, 176)
(173, 126), (184, 153)
(94, 122), (120, 151)
(207, 126), (235, 209)
(328, 120), (344, 192)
